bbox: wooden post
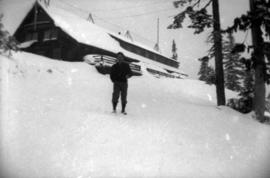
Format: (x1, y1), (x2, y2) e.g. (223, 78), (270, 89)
(212, 0), (226, 105)
(249, 0), (266, 122)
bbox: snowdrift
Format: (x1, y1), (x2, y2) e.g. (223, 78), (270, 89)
(1, 52), (270, 178)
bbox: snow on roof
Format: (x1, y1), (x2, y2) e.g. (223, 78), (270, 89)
(120, 48), (186, 74)
(111, 32), (163, 57)
(34, 2), (186, 75)
(41, 1), (166, 58)
(39, 2), (122, 53)
(18, 40), (37, 49)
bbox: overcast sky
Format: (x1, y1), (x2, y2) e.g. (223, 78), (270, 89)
(1, 0), (249, 78)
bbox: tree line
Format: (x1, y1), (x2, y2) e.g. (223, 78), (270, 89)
(168, 0), (270, 123)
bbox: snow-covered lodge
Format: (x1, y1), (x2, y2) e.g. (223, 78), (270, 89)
(14, 1), (187, 78)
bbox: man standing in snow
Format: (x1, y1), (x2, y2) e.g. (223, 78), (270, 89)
(110, 52), (132, 114)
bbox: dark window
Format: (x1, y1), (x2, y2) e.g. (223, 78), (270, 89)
(51, 29), (58, 40)
(43, 29), (58, 41)
(25, 32), (38, 42)
(44, 30), (50, 41)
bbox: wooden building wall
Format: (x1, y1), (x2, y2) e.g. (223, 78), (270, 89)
(14, 3), (107, 62)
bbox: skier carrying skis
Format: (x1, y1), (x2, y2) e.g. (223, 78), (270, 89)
(110, 52), (132, 114)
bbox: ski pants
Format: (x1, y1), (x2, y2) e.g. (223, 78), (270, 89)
(112, 82), (128, 105)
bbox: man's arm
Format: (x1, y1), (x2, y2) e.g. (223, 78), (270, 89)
(126, 63), (133, 79)
(110, 65), (116, 82)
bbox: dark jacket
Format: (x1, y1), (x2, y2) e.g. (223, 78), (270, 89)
(110, 62), (132, 83)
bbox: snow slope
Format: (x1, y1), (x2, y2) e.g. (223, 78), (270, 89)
(1, 52), (270, 178)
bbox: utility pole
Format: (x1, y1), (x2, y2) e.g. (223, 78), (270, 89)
(212, 0), (225, 105)
(154, 17), (160, 52)
(157, 17), (159, 47)
(249, 0), (266, 122)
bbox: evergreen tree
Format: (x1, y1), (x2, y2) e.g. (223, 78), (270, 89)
(206, 32), (244, 91)
(239, 70), (254, 113)
(225, 0), (270, 122)
(242, 69), (254, 95)
(169, 0), (269, 122)
(198, 56), (216, 85)
(227, 70), (254, 114)
(0, 14), (18, 54)
(168, 0), (226, 106)
(206, 66), (216, 85)
(171, 39), (178, 60)
(223, 33), (244, 92)
(207, 31), (251, 92)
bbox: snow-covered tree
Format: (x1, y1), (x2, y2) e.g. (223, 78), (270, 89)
(198, 56), (215, 85)
(171, 39), (178, 61)
(0, 14), (18, 54)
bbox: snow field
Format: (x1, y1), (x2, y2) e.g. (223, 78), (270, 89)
(1, 52), (270, 178)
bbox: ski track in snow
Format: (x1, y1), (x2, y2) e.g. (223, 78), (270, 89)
(1, 52), (270, 178)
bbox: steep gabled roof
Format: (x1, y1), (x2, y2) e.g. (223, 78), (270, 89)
(37, 1), (122, 54)
(17, 1), (185, 74)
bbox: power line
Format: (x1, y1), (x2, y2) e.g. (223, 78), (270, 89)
(59, 0), (174, 13)
(92, 14), (156, 44)
(56, 0), (126, 31)
(103, 8), (176, 19)
(56, 0), (159, 45)
(89, 0), (174, 12)
(57, 0), (175, 20)
(92, 14), (124, 30)
(57, 0), (90, 14)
